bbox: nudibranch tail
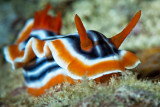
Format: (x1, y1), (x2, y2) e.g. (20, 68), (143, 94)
(33, 3), (62, 34)
(74, 14), (93, 51)
(110, 10), (141, 48)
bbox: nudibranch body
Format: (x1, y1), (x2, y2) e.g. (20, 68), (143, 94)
(47, 30), (140, 79)
(3, 4), (141, 96)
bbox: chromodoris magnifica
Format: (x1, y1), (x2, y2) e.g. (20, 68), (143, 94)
(3, 4), (141, 96)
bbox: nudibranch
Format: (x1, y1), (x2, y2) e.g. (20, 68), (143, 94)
(47, 12), (141, 81)
(3, 4), (62, 69)
(3, 4), (141, 96)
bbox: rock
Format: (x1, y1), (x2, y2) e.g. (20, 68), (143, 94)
(134, 47), (160, 81)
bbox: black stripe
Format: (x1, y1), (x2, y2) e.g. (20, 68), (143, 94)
(90, 30), (116, 57)
(23, 56), (54, 71)
(56, 30), (119, 59)
(45, 30), (57, 36)
(23, 64), (60, 82)
(30, 30), (59, 40)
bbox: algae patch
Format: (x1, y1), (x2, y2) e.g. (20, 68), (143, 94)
(32, 72), (160, 106)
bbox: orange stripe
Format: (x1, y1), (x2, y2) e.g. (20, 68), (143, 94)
(7, 41), (35, 68)
(7, 44), (25, 68)
(51, 40), (125, 77)
(27, 74), (75, 96)
(34, 39), (51, 56)
(34, 39), (45, 53)
(23, 42), (36, 63)
(51, 40), (75, 64)
(16, 23), (33, 44)
(68, 58), (124, 77)
(121, 51), (139, 68)
(7, 44), (24, 61)
(45, 45), (51, 56)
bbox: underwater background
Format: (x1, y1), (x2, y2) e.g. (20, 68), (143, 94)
(0, 0), (160, 106)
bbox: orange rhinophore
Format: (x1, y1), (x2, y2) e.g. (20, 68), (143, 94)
(75, 14), (93, 51)
(110, 10), (141, 48)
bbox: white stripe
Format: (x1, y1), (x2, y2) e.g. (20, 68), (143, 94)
(3, 47), (12, 63)
(13, 38), (33, 69)
(23, 61), (56, 76)
(125, 60), (141, 69)
(47, 41), (69, 69)
(119, 50), (126, 59)
(16, 18), (34, 42)
(30, 30), (47, 39)
(19, 42), (26, 51)
(32, 38), (48, 58)
(65, 69), (122, 80)
(95, 45), (102, 57)
(120, 50), (141, 69)
(24, 68), (66, 88)
(60, 39), (120, 65)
